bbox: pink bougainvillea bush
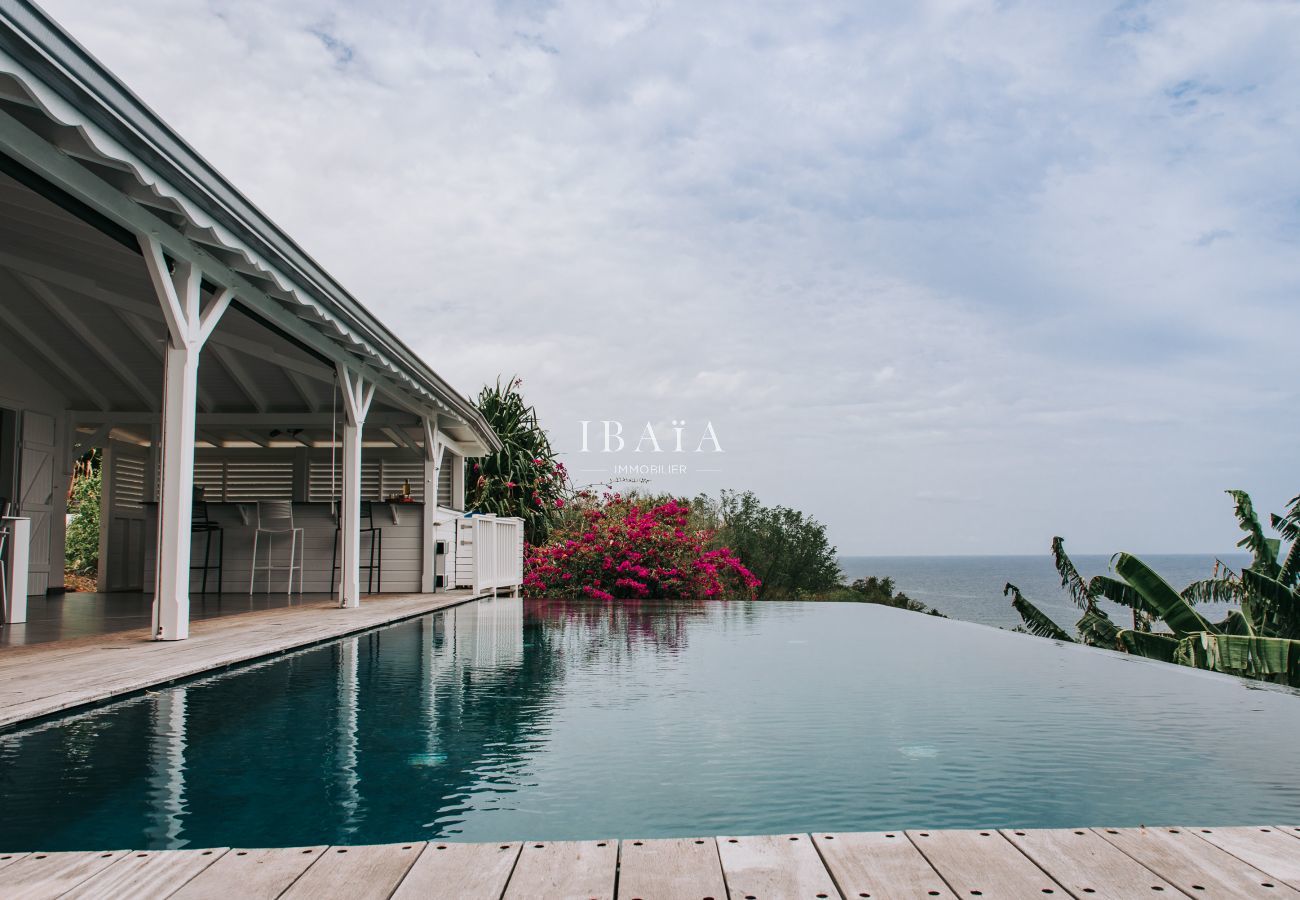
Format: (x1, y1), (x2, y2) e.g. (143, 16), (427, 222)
(524, 493), (760, 601)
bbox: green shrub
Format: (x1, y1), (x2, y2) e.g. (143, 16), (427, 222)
(65, 465), (101, 576)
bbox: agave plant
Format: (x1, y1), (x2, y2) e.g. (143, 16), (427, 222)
(1009, 490), (1300, 687)
(465, 376), (568, 544)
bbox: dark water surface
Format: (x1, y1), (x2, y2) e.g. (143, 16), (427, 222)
(2, 596), (1297, 851)
(839, 554), (1252, 629)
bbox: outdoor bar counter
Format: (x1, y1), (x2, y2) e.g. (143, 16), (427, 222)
(142, 501), (428, 594)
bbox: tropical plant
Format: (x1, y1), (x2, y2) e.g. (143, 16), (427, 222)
(1009, 490), (1300, 687)
(65, 458), (101, 577)
(698, 489), (843, 599)
(465, 376), (568, 544)
(524, 492), (759, 601)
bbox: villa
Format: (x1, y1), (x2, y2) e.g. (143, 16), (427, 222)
(0, 0), (523, 648)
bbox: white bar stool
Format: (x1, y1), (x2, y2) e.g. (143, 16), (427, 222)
(249, 500), (304, 595)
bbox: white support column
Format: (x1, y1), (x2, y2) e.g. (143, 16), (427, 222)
(142, 235), (233, 640)
(337, 365), (375, 608)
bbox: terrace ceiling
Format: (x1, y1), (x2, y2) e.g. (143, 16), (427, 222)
(0, 9), (499, 454)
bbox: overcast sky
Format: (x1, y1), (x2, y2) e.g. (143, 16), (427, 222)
(41, 0), (1300, 555)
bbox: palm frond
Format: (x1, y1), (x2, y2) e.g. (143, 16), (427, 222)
(1051, 536), (1093, 609)
(1005, 582), (1075, 642)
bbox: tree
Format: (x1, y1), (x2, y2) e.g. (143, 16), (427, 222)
(465, 376), (568, 544)
(703, 490), (842, 599)
(1009, 490), (1300, 686)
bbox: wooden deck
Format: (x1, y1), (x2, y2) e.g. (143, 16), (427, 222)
(0, 590), (481, 730)
(2, 827), (1297, 899)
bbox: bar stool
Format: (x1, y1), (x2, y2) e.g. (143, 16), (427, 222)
(191, 488), (223, 595)
(331, 500), (382, 593)
(249, 500), (304, 595)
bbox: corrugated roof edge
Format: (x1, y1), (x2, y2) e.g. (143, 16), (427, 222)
(0, 0), (501, 452)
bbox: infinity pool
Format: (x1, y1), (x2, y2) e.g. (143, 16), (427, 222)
(2, 597), (1299, 850)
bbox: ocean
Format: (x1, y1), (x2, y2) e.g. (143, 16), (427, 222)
(837, 553), (1253, 632)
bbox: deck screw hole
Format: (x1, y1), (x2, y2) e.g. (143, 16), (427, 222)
(301, 850), (313, 854)
(1042, 891), (1054, 895)
(1106, 830), (1118, 834)
(1152, 888), (1163, 892)
(597, 842), (607, 847)
(1015, 831), (1025, 836)
(1083, 890), (1095, 894)
(436, 845), (447, 850)
(920, 832), (930, 837)
(633, 841), (643, 846)
(137, 853), (148, 857)
(1192, 885), (1204, 891)
(1074, 830), (1084, 835)
(1168, 829), (1180, 833)
(534, 844), (545, 849)
(885, 833), (895, 838)
(202, 851), (212, 856)
(1263, 883), (1275, 888)
(824, 835), (834, 840)
(236, 852), (247, 856)
(337, 849), (347, 853)
(728, 839), (738, 843)
(694, 840), (705, 845)
(35, 855), (47, 859)
(817, 894), (828, 898)
(1201, 829), (1211, 833)
(971, 892), (983, 897)
(403, 846), (412, 850)
(500, 845), (510, 850)
(980, 832), (990, 836)
(1261, 828), (1271, 832)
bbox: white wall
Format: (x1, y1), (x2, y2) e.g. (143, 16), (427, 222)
(0, 350), (70, 595)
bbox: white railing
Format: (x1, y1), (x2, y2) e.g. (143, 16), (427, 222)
(470, 515), (524, 596)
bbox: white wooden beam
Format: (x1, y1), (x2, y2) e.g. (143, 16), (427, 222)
(115, 309), (219, 413)
(18, 272), (158, 411)
(420, 415), (441, 593)
(0, 298), (112, 410)
(211, 345), (269, 413)
(285, 368), (320, 413)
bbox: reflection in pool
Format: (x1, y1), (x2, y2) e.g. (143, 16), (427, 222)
(2, 597), (1299, 850)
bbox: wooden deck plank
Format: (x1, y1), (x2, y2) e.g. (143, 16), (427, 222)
(61, 847), (227, 899)
(1096, 827), (1300, 898)
(280, 843), (425, 900)
(0, 851), (30, 872)
(1002, 828), (1184, 898)
(617, 837), (727, 900)
(0, 591), (478, 729)
(813, 830), (954, 899)
(391, 840), (523, 900)
(715, 833), (839, 899)
(501, 839), (618, 900)
(1279, 827), (1300, 842)
(2, 849), (130, 900)
(907, 828), (1063, 899)
(168, 846), (328, 900)
(1189, 827), (1300, 890)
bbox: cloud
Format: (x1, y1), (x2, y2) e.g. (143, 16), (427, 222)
(38, 0), (1300, 553)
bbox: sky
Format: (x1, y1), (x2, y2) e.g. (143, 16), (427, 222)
(38, 0), (1300, 555)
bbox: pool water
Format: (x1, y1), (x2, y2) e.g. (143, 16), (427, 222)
(2, 597), (1299, 851)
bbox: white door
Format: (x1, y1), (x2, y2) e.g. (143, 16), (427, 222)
(18, 411), (55, 596)
(101, 439), (148, 591)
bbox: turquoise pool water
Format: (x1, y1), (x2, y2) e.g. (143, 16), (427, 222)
(2, 597), (1299, 850)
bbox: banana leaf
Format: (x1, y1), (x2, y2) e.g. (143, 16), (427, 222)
(1113, 553), (1218, 637)
(1218, 609), (1255, 637)
(1174, 633), (1300, 686)
(1051, 536), (1093, 609)
(1241, 568), (1300, 639)
(1006, 583), (1074, 642)
(1117, 629), (1179, 662)
(1227, 489), (1280, 577)
(1076, 607), (1120, 647)
(1090, 574), (1146, 611)
(1180, 577), (1245, 606)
